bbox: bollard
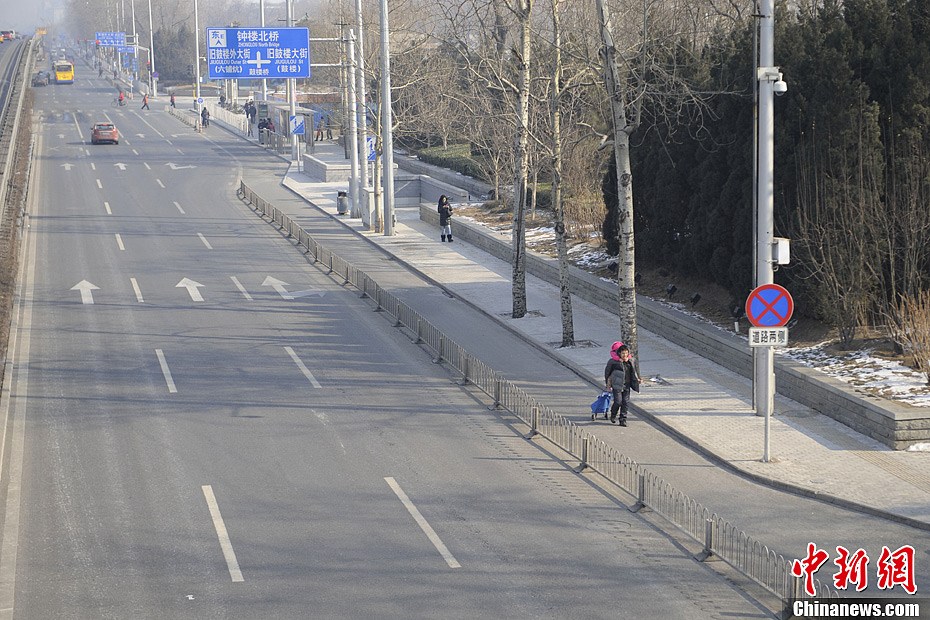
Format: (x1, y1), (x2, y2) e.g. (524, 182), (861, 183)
(343, 264), (351, 286)
(328, 254), (334, 274)
(574, 435), (590, 473)
(629, 473), (648, 513)
(695, 518), (719, 562)
(359, 275), (369, 298)
(525, 406), (540, 440)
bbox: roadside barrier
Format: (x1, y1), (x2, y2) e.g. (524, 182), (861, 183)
(237, 179), (838, 604)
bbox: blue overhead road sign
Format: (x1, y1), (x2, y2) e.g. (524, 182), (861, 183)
(95, 31), (126, 47)
(206, 27), (311, 80)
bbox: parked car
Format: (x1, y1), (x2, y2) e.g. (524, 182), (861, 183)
(90, 122), (119, 145)
(31, 71), (49, 87)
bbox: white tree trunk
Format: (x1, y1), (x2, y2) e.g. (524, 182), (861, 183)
(510, 0), (533, 318)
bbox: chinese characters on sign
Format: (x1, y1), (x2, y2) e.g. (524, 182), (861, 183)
(791, 542), (917, 597)
(95, 31), (126, 47)
(206, 27), (310, 80)
(748, 326), (788, 347)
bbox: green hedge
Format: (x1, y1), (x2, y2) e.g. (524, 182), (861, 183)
(417, 145), (487, 182)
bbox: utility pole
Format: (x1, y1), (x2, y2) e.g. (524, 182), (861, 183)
(355, 0), (370, 227)
(346, 29), (361, 218)
(194, 0), (201, 125)
(260, 0), (267, 100)
(147, 0), (156, 96)
(287, 0), (299, 163)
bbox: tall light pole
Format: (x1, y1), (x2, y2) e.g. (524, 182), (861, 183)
(346, 29), (361, 218)
(260, 0), (267, 100)
(355, 0), (370, 226)
(147, 0), (156, 96)
(754, 0), (785, 462)
(380, 0), (395, 235)
(130, 0), (138, 82)
(287, 0), (299, 163)
(194, 0), (201, 118)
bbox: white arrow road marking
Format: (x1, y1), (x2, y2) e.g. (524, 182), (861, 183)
(176, 278), (205, 302)
(262, 276), (292, 300)
(104, 201), (111, 215)
(71, 280), (99, 305)
(284, 346), (322, 388)
(155, 349), (177, 393)
(115, 234), (125, 251)
(230, 277), (252, 301)
(135, 133), (145, 138)
(96, 179), (102, 189)
(289, 288), (326, 299)
(166, 162), (196, 170)
(156, 179), (165, 188)
(173, 201), (185, 214)
(130, 277), (144, 303)
(202, 485), (244, 582)
(385, 477), (461, 569)
(114, 163), (127, 170)
(197, 233), (213, 249)
(61, 163), (74, 171)
(58, 133), (65, 139)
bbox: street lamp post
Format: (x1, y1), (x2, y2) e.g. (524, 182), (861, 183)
(194, 0), (201, 123)
(147, 0), (156, 96)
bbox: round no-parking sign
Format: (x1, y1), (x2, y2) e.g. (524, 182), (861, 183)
(745, 284), (794, 327)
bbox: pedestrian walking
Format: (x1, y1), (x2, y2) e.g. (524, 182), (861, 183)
(201, 107), (210, 127)
(170, 93), (176, 108)
(314, 116), (324, 141)
(325, 114), (333, 139)
(438, 195), (453, 242)
(141, 94), (149, 110)
(604, 342), (640, 426)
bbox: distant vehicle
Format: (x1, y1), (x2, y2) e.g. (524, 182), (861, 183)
(90, 122), (119, 145)
(53, 61), (73, 84)
(0, 31), (14, 41)
(31, 71), (49, 87)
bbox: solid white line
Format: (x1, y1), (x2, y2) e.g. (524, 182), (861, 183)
(115, 233), (125, 251)
(173, 201), (185, 214)
(197, 233), (213, 249)
(155, 349), (177, 393)
(156, 178), (165, 188)
(284, 346), (322, 388)
(130, 277), (144, 303)
(143, 161), (150, 169)
(132, 149), (139, 156)
(96, 179), (102, 189)
(384, 477), (461, 569)
(230, 276), (252, 300)
(201, 485), (244, 583)
(177, 148), (184, 155)
(104, 201), (111, 215)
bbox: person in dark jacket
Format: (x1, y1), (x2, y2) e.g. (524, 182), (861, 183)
(438, 195), (453, 242)
(604, 341), (640, 425)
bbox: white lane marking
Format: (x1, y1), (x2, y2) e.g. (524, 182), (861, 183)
(96, 179), (102, 189)
(90, 162), (96, 171)
(176, 278), (205, 302)
(197, 233), (213, 249)
(104, 201), (112, 214)
(173, 201), (186, 214)
(284, 346), (322, 388)
(72, 116), (85, 141)
(71, 280), (99, 304)
(132, 149), (139, 156)
(230, 276), (252, 300)
(177, 148), (184, 155)
(130, 277), (144, 303)
(115, 233), (125, 251)
(143, 161), (150, 169)
(201, 485), (244, 583)
(155, 349), (177, 393)
(156, 178), (165, 188)
(135, 112), (166, 138)
(384, 477), (461, 569)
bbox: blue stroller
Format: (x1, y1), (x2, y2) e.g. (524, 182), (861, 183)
(590, 391), (612, 420)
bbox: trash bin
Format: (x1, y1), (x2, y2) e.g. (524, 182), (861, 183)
(337, 191), (349, 215)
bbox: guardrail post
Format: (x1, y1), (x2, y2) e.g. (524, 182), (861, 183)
(359, 274), (369, 298)
(574, 435), (590, 473)
(374, 287), (383, 312)
(343, 264), (351, 286)
(488, 378), (502, 410)
(524, 406), (540, 440)
(432, 336), (444, 364)
(328, 254), (334, 274)
(629, 473), (648, 513)
(695, 518), (719, 562)
(456, 355), (469, 386)
(413, 319), (423, 344)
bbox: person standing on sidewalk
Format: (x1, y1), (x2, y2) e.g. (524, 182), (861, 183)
(604, 342), (640, 426)
(170, 93), (176, 108)
(438, 195), (453, 242)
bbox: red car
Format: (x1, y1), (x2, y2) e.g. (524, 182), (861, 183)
(91, 122), (119, 145)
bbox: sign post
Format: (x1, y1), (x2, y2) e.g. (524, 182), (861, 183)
(745, 283), (793, 462)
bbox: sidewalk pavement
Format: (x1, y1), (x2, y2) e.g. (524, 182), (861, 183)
(236, 132), (930, 530)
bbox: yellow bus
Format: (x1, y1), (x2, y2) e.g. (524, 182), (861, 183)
(53, 61), (74, 84)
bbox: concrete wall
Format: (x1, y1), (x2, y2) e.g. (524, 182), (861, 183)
(420, 205), (930, 449)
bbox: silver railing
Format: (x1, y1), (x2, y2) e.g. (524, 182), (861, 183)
(237, 179), (838, 604)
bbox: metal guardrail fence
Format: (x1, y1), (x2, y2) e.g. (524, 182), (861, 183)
(237, 179), (838, 604)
